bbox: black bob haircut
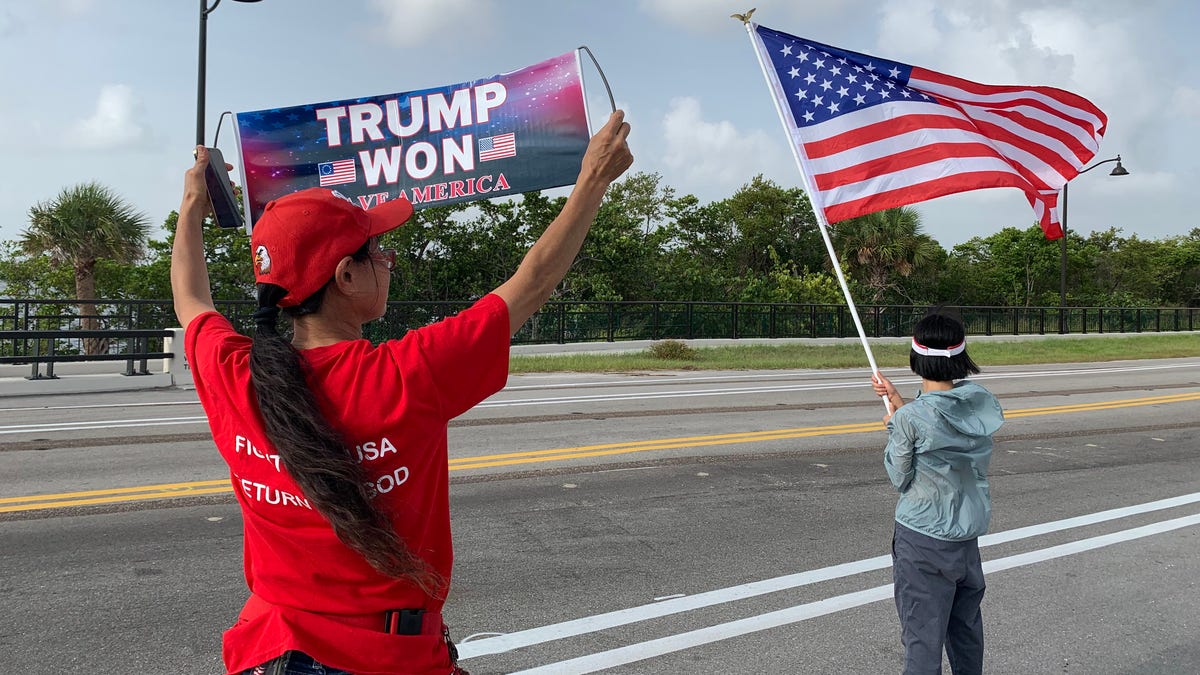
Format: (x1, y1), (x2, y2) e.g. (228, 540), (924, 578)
(909, 311), (981, 382)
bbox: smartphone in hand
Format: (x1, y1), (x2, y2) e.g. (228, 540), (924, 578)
(204, 147), (245, 230)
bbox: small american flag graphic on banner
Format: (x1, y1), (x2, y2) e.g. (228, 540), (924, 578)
(478, 133), (517, 161)
(318, 159), (356, 186)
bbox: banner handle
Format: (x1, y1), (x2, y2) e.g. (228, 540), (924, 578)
(213, 110), (234, 147)
(577, 45), (616, 114)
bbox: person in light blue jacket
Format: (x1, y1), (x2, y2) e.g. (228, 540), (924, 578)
(871, 312), (1004, 675)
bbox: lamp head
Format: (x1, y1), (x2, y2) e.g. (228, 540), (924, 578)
(1109, 155), (1129, 177)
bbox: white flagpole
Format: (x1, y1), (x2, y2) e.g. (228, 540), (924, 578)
(744, 21), (892, 413)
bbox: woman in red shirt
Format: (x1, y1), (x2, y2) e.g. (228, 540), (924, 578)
(173, 112), (631, 675)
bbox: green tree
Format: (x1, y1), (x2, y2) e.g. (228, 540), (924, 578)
(725, 175), (823, 276)
(0, 240), (77, 299)
(1076, 228), (1193, 306)
(148, 210), (256, 303)
(950, 225), (1060, 307)
(739, 248), (846, 304)
(656, 177), (822, 301)
(21, 183), (151, 352)
(385, 201), (471, 301)
(1162, 229), (1200, 306)
(605, 171), (676, 234)
(656, 195), (740, 300)
(830, 207), (943, 304)
(566, 177), (671, 302)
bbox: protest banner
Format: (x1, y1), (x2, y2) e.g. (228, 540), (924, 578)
(234, 51), (593, 226)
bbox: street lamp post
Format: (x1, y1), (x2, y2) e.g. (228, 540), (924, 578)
(1058, 154), (1130, 333)
(197, 0), (262, 146)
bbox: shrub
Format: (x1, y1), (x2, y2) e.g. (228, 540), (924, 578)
(646, 339), (698, 361)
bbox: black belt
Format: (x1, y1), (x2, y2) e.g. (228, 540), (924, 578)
(383, 608), (425, 635)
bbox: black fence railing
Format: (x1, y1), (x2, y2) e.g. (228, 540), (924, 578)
(510, 303), (1199, 343)
(0, 329), (173, 380)
(1, 298), (1197, 348)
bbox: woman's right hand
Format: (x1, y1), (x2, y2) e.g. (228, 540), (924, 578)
(871, 373), (895, 398)
(872, 373), (903, 416)
(578, 110), (633, 188)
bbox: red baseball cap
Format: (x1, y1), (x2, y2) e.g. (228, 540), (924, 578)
(249, 188), (414, 307)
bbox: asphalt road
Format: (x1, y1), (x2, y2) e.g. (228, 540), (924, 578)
(2, 357), (1199, 674)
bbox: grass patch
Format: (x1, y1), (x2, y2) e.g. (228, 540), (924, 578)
(646, 339), (699, 361)
(508, 333), (1200, 374)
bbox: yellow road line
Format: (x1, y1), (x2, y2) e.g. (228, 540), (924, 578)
(447, 421), (881, 467)
(0, 479), (229, 505)
(6, 391), (1198, 513)
(1004, 392), (1200, 418)
(448, 423), (883, 470)
(0, 487), (235, 513)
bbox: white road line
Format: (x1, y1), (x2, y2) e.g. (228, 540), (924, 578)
(2, 361), (1191, 417)
(458, 492), (1200, 660)
(0, 400), (200, 413)
(0, 416), (208, 435)
(480, 362), (1197, 408)
(476, 380), (871, 407)
(500, 361), (1197, 392)
(511, 512), (1200, 674)
(501, 369), (867, 390)
(3, 362), (1186, 429)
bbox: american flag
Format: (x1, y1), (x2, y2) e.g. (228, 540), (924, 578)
(751, 24), (1107, 239)
(317, 158), (356, 187)
(478, 133), (516, 162)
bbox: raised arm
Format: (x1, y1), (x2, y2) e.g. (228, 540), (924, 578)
(171, 146), (219, 330)
(492, 111), (633, 335)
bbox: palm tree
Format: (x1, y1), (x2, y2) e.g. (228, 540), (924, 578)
(831, 206), (941, 303)
(22, 182), (150, 354)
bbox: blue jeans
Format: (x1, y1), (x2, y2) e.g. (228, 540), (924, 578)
(241, 651), (352, 675)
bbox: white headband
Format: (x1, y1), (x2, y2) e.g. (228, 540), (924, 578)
(911, 338), (965, 358)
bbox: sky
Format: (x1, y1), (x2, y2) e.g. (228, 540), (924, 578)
(1, 0), (1197, 251)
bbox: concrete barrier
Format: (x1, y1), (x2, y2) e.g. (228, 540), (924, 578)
(0, 328), (188, 398)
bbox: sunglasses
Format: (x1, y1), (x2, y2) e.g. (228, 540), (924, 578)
(369, 248), (397, 271)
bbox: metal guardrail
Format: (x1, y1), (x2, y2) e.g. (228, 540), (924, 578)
(1, 299), (1197, 347)
(0, 329), (172, 381)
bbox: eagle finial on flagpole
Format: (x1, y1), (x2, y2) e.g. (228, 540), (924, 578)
(730, 7), (756, 24)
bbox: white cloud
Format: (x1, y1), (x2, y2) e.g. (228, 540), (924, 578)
(366, 0), (494, 46)
(638, 0), (754, 32)
(873, 2), (1179, 207)
(53, 0), (96, 16)
(877, 0), (1064, 84)
(638, 0), (868, 34)
(659, 96), (790, 197)
(1171, 86), (1200, 120)
(66, 85), (154, 151)
(0, 9), (21, 37)
(877, 0), (942, 54)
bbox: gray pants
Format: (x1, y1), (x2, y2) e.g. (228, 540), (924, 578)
(892, 523), (986, 675)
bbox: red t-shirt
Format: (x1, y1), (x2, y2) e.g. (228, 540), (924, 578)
(185, 294), (509, 675)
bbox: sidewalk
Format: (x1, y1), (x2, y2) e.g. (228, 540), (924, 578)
(0, 332), (1164, 398)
